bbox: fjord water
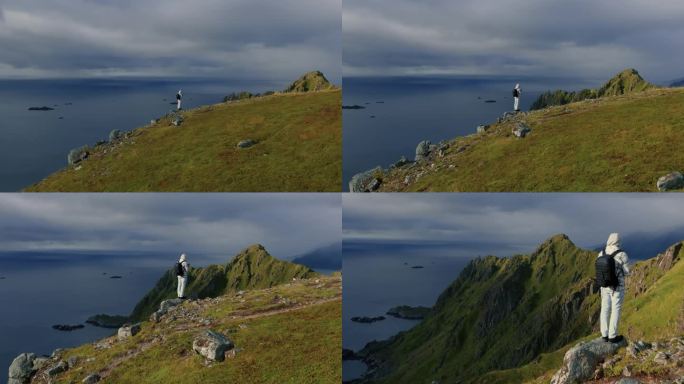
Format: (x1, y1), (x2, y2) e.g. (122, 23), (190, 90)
(342, 242), (472, 381)
(0, 79), (277, 191)
(342, 77), (594, 190)
(0, 252), (171, 373)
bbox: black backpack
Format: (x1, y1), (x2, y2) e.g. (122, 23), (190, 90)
(176, 262), (185, 277)
(595, 249), (621, 289)
(512, 88), (519, 97)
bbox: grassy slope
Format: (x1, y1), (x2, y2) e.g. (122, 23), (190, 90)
(130, 244), (318, 322)
(46, 276), (342, 384)
(379, 88), (684, 192)
(26, 90), (341, 192)
(480, 243), (684, 384)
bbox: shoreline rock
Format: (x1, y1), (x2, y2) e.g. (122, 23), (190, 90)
(349, 166), (383, 192)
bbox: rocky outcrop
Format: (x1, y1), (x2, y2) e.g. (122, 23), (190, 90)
(150, 298), (183, 322)
(109, 129), (124, 142)
(192, 330), (234, 361)
(656, 171), (684, 191)
(67, 145), (90, 166)
(284, 71), (334, 93)
(8, 353), (36, 384)
(415, 140), (431, 162)
(512, 123), (531, 138)
(349, 166), (383, 192)
(117, 323), (141, 341)
(82, 373), (101, 383)
(551, 337), (628, 384)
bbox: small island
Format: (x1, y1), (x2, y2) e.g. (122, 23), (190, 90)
(342, 105), (366, 110)
(386, 305), (431, 320)
(28, 106), (55, 111)
(85, 314), (129, 328)
(52, 324), (85, 331)
(351, 316), (386, 323)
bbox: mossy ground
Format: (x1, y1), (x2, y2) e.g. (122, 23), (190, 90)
(26, 90), (341, 192)
(41, 276), (342, 384)
(379, 88), (684, 192)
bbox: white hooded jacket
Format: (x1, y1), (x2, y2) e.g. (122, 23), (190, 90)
(179, 253), (189, 276)
(598, 233), (630, 288)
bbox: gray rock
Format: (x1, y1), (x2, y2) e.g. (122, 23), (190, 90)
(367, 178), (381, 191)
(192, 330), (234, 362)
(8, 353), (36, 383)
(349, 166), (383, 193)
(415, 140), (431, 161)
(47, 361), (68, 376)
(512, 123), (531, 138)
(476, 125), (489, 133)
(654, 351), (670, 364)
(118, 323), (141, 341)
(237, 139), (256, 148)
(67, 356), (79, 368)
(32, 357), (50, 370)
(108, 129), (124, 142)
(550, 337), (627, 384)
(391, 156), (409, 169)
(67, 146), (90, 165)
(615, 378), (642, 384)
(82, 373), (101, 383)
(657, 172), (684, 191)
(159, 298), (183, 313)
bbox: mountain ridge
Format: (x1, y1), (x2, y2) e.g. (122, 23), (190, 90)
(354, 235), (683, 384)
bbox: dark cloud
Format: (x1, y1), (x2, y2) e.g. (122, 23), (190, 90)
(0, 194), (341, 262)
(0, 0), (341, 83)
(343, 194), (684, 260)
(343, 1), (684, 83)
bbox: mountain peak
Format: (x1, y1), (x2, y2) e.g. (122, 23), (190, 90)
(284, 71), (334, 93)
(598, 68), (653, 97)
(233, 243), (270, 261)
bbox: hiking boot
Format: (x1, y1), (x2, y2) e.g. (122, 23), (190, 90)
(602, 336), (609, 342)
(609, 335), (624, 343)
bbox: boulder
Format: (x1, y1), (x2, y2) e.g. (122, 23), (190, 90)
(512, 123), (531, 138)
(192, 330), (234, 362)
(615, 379), (642, 384)
(67, 356), (79, 369)
(32, 357), (50, 370)
(159, 298), (183, 313)
(656, 172), (684, 191)
(108, 129), (124, 142)
(117, 323), (141, 341)
(47, 361), (68, 376)
(550, 337), (627, 384)
(349, 166), (383, 193)
(8, 353), (36, 383)
(415, 140), (431, 162)
(653, 351), (670, 364)
(476, 125), (489, 134)
(237, 139), (256, 149)
(67, 146), (90, 166)
(82, 373), (101, 383)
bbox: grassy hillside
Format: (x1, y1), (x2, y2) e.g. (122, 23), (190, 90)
(130, 244), (318, 321)
(37, 275), (342, 383)
(26, 89), (341, 192)
(356, 236), (684, 384)
(377, 87), (684, 192)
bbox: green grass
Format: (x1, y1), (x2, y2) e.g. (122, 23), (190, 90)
(26, 90), (341, 192)
(50, 277), (342, 384)
(380, 88), (684, 192)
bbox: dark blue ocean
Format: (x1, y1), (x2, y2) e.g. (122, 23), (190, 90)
(342, 76), (596, 190)
(0, 78), (279, 191)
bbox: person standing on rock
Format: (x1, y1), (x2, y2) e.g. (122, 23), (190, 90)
(513, 84), (521, 112)
(176, 89), (182, 110)
(176, 253), (189, 299)
(595, 233), (630, 343)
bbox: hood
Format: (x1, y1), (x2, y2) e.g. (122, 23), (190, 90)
(605, 233), (621, 253)
(515, 83), (520, 89)
(179, 253), (187, 262)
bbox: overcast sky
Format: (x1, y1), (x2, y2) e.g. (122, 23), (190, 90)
(0, 0), (341, 83)
(343, 194), (684, 260)
(343, 0), (684, 83)
(0, 194), (341, 261)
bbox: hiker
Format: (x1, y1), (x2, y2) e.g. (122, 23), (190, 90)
(512, 84), (521, 112)
(176, 253), (189, 299)
(595, 233), (630, 343)
(176, 90), (182, 110)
